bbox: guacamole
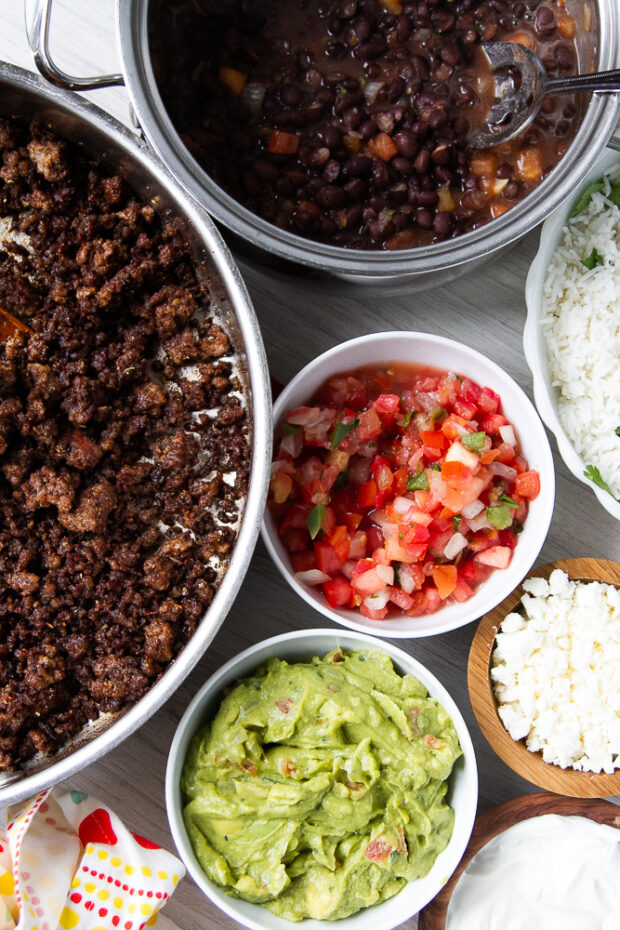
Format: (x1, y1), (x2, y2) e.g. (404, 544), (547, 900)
(181, 648), (462, 921)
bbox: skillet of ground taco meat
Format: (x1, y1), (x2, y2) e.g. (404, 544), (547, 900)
(0, 118), (249, 773)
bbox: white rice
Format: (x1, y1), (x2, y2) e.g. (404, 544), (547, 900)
(541, 165), (620, 498)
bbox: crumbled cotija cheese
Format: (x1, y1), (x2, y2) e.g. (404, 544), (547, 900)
(491, 569), (620, 773)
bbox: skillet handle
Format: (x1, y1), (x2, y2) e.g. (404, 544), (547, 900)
(29, 0), (124, 90)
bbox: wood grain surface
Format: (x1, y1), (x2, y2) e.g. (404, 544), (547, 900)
(419, 791), (620, 930)
(1, 4), (619, 929)
(469, 558), (620, 797)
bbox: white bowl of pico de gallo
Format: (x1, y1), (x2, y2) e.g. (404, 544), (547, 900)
(262, 332), (555, 637)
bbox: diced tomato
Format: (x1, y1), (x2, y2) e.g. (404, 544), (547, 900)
(374, 394), (401, 417)
(357, 479), (378, 509)
(480, 413), (508, 435)
(279, 504), (309, 535)
(453, 398), (478, 420)
(389, 587), (415, 611)
(452, 575), (475, 602)
(348, 530), (367, 559)
(477, 387), (501, 414)
(291, 550), (316, 572)
(392, 467), (408, 496)
(359, 602), (389, 621)
(431, 564), (458, 599)
(459, 378), (481, 404)
(420, 430), (447, 450)
(314, 539), (342, 575)
(323, 577), (353, 608)
(356, 406), (382, 441)
(268, 130), (300, 154)
(474, 545), (512, 568)
(329, 525), (351, 563)
(321, 506), (337, 537)
(351, 567), (387, 596)
(441, 460), (473, 489)
(283, 528), (310, 553)
(515, 470), (540, 500)
(495, 442), (515, 464)
(498, 528), (518, 550)
(441, 413), (471, 440)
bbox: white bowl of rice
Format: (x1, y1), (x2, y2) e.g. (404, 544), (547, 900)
(524, 148), (620, 521)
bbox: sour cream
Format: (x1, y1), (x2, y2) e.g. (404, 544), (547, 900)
(446, 814), (620, 930)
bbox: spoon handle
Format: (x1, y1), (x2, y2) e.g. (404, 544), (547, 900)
(543, 69), (620, 97)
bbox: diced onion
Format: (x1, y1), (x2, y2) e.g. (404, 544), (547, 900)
(499, 424), (517, 446)
(489, 461), (518, 480)
(376, 564), (394, 585)
(341, 559), (357, 579)
(295, 569), (332, 586)
(362, 80), (384, 103)
(280, 432), (303, 458)
(364, 588), (391, 610)
(398, 565), (416, 594)
(240, 81), (266, 115)
(469, 511), (492, 532)
(462, 499), (485, 519)
(443, 532), (468, 560)
(393, 495), (414, 515)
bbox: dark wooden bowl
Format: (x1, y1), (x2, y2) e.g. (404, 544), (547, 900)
(419, 792), (620, 930)
(468, 557), (620, 797)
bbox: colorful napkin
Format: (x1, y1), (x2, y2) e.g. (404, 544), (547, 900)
(0, 788), (185, 930)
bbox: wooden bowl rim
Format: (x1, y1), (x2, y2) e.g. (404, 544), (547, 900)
(419, 791), (620, 930)
(468, 556), (620, 798)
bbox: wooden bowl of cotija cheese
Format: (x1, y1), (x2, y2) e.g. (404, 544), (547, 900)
(468, 557), (620, 797)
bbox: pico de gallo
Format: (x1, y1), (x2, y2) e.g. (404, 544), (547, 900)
(268, 363), (541, 621)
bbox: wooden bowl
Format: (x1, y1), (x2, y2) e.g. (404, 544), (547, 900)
(468, 557), (620, 798)
(419, 792), (620, 930)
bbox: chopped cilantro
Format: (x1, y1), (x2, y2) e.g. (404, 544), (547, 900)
(406, 470), (428, 491)
(582, 247), (604, 270)
(330, 418), (359, 450)
(570, 178), (605, 217)
(452, 515), (462, 531)
(514, 521), (524, 534)
(583, 464), (620, 502)
(429, 463), (441, 471)
(281, 423), (300, 435)
(498, 492), (519, 508)
(610, 182), (620, 207)
(462, 431), (486, 451)
(616, 426), (620, 437)
(306, 503), (325, 539)
(398, 410), (414, 429)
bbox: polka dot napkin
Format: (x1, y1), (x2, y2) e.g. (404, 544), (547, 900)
(0, 788), (185, 930)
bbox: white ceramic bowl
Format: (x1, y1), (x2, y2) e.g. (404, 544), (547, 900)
(165, 628), (478, 930)
(524, 147), (620, 521)
(261, 332), (555, 637)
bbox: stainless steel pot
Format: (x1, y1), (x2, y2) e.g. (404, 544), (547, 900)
(31, 0), (620, 291)
(0, 63), (271, 806)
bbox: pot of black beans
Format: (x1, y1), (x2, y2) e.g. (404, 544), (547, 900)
(34, 0), (620, 291)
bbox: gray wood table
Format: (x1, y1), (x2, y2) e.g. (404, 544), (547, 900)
(2, 3), (619, 928)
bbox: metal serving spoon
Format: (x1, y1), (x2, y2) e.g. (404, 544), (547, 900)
(469, 42), (620, 148)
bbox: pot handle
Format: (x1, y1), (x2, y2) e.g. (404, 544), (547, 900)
(30, 0), (124, 90)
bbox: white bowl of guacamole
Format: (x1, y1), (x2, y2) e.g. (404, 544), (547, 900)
(166, 629), (477, 929)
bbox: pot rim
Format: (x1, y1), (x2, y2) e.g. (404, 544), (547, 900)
(0, 62), (272, 805)
(119, 0), (620, 277)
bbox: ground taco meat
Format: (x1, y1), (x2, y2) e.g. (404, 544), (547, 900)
(0, 118), (250, 773)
